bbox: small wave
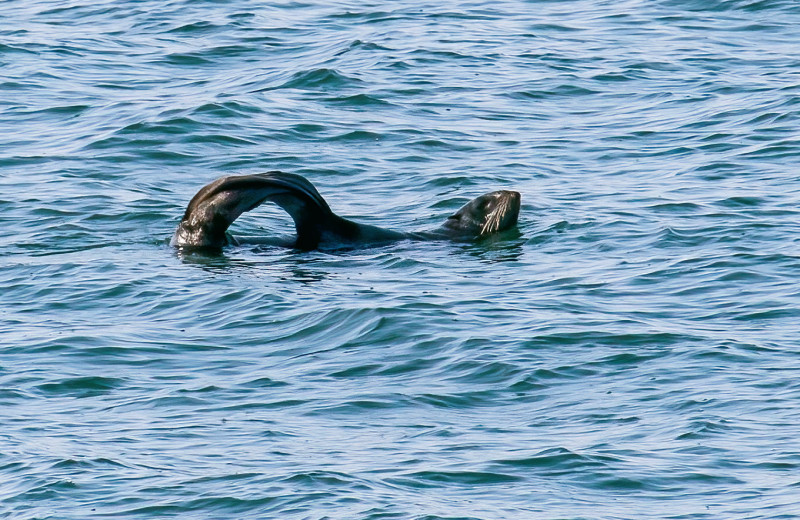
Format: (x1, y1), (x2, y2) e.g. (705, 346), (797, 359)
(737, 139), (800, 159)
(661, 0), (798, 13)
(185, 134), (258, 146)
(496, 447), (616, 471)
(715, 196), (764, 208)
(255, 68), (363, 92)
(35, 376), (123, 397)
(161, 52), (215, 67)
(191, 101), (263, 118)
(166, 21), (225, 34)
(325, 10), (398, 23)
(333, 39), (392, 56)
(524, 331), (697, 349)
(0, 43), (38, 55)
(51, 458), (129, 470)
(326, 130), (383, 142)
(392, 470), (523, 487)
(324, 93), (395, 107)
(647, 201), (704, 213)
(506, 85), (600, 99)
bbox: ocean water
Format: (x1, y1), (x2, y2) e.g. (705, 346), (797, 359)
(2, 0), (800, 518)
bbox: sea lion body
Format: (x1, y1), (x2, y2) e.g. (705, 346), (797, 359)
(171, 171), (520, 250)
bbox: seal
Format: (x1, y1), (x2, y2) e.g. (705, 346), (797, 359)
(171, 171), (520, 250)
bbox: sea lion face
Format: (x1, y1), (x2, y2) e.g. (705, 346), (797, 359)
(442, 190), (521, 236)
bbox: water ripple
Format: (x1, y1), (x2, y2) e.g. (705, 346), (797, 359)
(3, 0), (800, 518)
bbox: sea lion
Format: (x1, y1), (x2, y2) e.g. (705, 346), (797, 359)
(171, 171), (520, 250)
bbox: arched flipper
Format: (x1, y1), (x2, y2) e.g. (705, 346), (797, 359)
(171, 171), (334, 249)
(171, 171), (405, 250)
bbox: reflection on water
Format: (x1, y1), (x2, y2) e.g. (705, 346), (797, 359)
(461, 229), (525, 263)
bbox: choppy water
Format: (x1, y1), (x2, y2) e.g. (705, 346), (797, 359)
(3, 0), (800, 518)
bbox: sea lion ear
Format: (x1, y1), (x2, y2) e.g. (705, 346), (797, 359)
(446, 213), (460, 220)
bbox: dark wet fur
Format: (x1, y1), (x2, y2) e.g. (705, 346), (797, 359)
(172, 171), (520, 250)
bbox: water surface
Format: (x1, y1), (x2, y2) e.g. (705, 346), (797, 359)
(2, 1), (800, 518)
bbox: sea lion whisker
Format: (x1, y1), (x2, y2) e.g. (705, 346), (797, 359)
(481, 197), (507, 234)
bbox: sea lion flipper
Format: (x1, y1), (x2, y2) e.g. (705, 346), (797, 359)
(171, 171), (333, 249)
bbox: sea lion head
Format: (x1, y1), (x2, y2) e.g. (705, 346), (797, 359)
(441, 190), (521, 237)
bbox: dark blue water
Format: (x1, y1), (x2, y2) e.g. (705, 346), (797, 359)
(3, 1), (800, 518)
